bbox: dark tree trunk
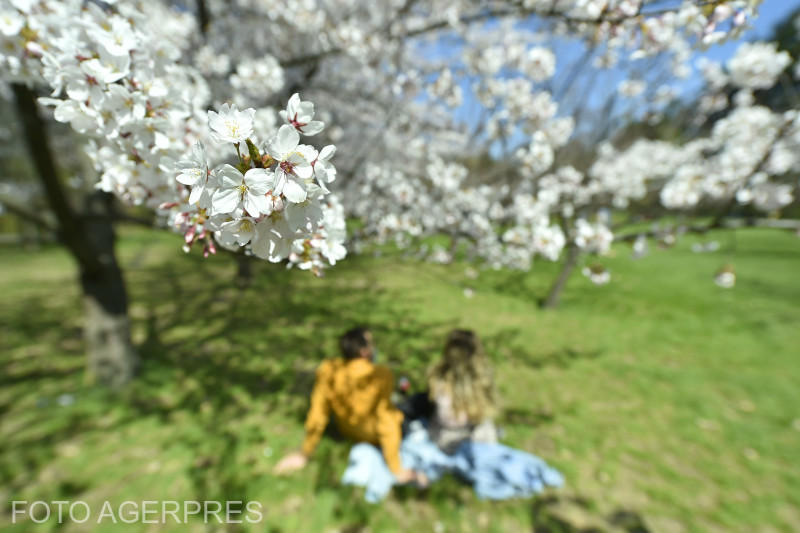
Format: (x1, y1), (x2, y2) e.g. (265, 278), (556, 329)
(81, 191), (139, 385)
(235, 253), (254, 289)
(12, 83), (138, 386)
(196, 0), (210, 37)
(448, 232), (459, 256)
(541, 244), (581, 310)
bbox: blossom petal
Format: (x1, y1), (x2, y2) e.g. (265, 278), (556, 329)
(252, 219), (291, 262)
(236, 225), (254, 246)
(302, 121), (324, 136)
(295, 163), (314, 180)
(285, 204), (306, 231)
(291, 157), (314, 180)
(216, 164), (243, 188)
(269, 235), (292, 263)
(273, 169), (287, 196)
(212, 187), (240, 214)
(316, 178), (331, 194)
(188, 183), (205, 204)
(245, 192), (269, 217)
(251, 222), (273, 259)
(283, 178), (307, 203)
(207, 110), (223, 133)
(286, 93), (300, 116)
(176, 170), (201, 186)
(274, 124), (299, 156)
(297, 101), (314, 121)
(244, 168), (273, 193)
(296, 144), (318, 162)
(319, 145), (336, 160)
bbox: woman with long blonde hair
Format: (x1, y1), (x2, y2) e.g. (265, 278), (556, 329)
(427, 329), (498, 453)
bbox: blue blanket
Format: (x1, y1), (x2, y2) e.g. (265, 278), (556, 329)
(341, 425), (563, 502)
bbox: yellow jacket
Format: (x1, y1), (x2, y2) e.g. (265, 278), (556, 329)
(301, 357), (404, 473)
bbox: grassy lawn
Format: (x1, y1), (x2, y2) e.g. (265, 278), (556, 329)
(1, 226), (799, 532)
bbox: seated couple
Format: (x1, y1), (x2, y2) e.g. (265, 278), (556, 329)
(274, 327), (499, 485)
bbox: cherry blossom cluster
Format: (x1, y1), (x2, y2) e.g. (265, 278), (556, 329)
(541, 0), (756, 53)
(1, 0), (345, 272)
(173, 95), (344, 269)
(188, 0), (757, 194)
(346, 152), (619, 273)
(345, 158), (506, 266)
(343, 27), (794, 286)
(582, 264), (611, 286)
(697, 40), (792, 116)
(288, 195), (347, 275)
(2, 0), (788, 286)
(593, 40), (798, 216)
(2, 0), (199, 206)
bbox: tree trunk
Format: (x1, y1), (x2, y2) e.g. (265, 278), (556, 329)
(541, 245), (581, 309)
(235, 253), (254, 289)
(81, 191), (139, 385)
(448, 232), (459, 257)
(12, 83), (138, 386)
(195, 0), (210, 37)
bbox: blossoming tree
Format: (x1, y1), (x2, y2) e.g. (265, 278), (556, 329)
(317, 0), (798, 307)
(2, 0), (797, 384)
(1, 0), (344, 384)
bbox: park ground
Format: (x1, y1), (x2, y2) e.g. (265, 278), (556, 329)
(1, 226), (799, 532)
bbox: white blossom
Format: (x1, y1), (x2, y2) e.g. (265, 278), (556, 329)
(267, 125), (315, 203)
(727, 42), (792, 90)
(208, 104), (256, 145)
(280, 93), (324, 136)
(212, 166), (276, 217)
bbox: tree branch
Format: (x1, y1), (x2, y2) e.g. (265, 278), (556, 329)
(196, 0), (210, 37)
(11, 83), (104, 274)
(280, 1), (710, 68)
(0, 195), (56, 231)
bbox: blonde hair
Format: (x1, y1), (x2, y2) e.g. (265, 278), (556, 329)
(428, 329), (497, 423)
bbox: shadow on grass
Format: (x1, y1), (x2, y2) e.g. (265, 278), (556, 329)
(113, 255), (461, 505)
(501, 407), (555, 427)
(482, 327), (605, 370)
(0, 249), (627, 531)
(127, 256), (459, 409)
(531, 495), (651, 533)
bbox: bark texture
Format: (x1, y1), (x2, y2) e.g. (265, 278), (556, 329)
(13, 83), (138, 386)
(541, 244), (581, 309)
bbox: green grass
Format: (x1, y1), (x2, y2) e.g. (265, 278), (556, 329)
(1, 226), (799, 532)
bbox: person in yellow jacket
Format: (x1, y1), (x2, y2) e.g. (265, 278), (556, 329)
(274, 327), (425, 485)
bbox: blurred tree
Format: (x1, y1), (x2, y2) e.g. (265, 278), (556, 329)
(12, 84), (138, 387)
(758, 6), (800, 111)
